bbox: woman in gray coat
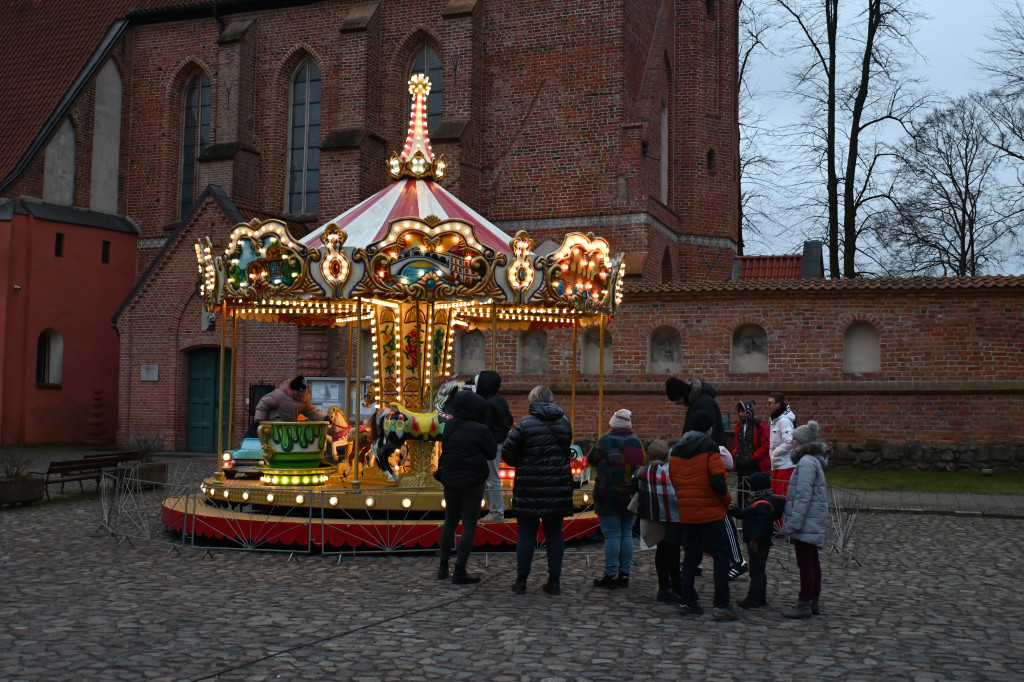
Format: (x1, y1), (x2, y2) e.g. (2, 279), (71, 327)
(782, 420), (829, 618)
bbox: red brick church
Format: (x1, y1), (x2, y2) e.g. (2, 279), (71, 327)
(1, 0), (1020, 469)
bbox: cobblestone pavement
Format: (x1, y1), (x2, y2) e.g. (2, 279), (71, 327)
(1, 448), (1023, 680)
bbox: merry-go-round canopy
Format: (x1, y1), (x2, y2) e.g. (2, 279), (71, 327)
(195, 74), (625, 332)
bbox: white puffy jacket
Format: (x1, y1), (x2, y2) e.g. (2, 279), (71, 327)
(769, 406), (795, 470)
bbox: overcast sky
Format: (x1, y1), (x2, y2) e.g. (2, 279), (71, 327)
(742, 0), (1024, 274)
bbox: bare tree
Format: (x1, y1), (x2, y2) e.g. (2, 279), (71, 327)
(737, 0), (781, 254)
(773, 0), (927, 277)
(869, 96), (1024, 276)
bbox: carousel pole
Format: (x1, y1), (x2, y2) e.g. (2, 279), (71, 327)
(215, 302), (228, 482)
(228, 310), (238, 445)
(598, 313), (605, 440)
(351, 298), (363, 489)
(490, 299), (498, 370)
(346, 323), (353, 417)
(571, 319), (578, 434)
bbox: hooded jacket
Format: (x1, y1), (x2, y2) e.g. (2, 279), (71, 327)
(681, 380), (725, 446)
(733, 401), (770, 475)
(783, 441), (830, 547)
(769, 405), (796, 470)
(668, 430), (732, 524)
(728, 487), (785, 547)
(439, 390), (497, 490)
(502, 401), (574, 518)
(474, 370), (514, 444)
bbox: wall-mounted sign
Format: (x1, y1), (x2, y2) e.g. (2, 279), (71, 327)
(141, 365), (159, 382)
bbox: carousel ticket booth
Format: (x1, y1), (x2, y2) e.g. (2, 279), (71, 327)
(162, 75), (625, 551)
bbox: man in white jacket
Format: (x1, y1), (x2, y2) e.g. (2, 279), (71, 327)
(766, 392), (795, 531)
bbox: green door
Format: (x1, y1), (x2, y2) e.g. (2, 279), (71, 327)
(186, 348), (231, 452)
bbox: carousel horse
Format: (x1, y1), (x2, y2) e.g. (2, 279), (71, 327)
(370, 380), (471, 482)
(324, 406), (357, 472)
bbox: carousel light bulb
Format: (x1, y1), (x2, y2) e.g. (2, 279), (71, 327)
(365, 496), (375, 508)
(267, 493), (275, 503)
(329, 496), (338, 506)
(583, 493), (590, 503)
(296, 494), (304, 504)
(402, 498), (412, 508)
(441, 499), (447, 508)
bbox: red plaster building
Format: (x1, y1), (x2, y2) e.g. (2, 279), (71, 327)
(2, 1), (1021, 468)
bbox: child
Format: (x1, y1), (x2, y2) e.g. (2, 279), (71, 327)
(727, 471), (784, 609)
(781, 420), (830, 618)
(628, 439), (681, 603)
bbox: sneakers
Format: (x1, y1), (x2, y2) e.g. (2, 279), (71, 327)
(711, 606), (739, 621)
(593, 573), (619, 589)
(480, 513), (505, 523)
(614, 572), (630, 588)
(736, 597), (766, 610)
(728, 561), (749, 580)
(679, 601), (704, 616)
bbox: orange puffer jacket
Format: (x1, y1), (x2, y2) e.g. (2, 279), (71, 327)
(668, 431), (732, 524)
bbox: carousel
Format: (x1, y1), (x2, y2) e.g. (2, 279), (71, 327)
(161, 75), (626, 552)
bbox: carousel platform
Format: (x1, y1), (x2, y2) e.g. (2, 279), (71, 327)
(161, 468), (599, 552)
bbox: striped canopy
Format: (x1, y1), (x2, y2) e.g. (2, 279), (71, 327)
(301, 178), (515, 255)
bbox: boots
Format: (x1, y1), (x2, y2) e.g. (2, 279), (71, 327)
(452, 563), (480, 585)
(614, 572), (630, 588)
(592, 573), (618, 589)
(656, 587), (682, 604)
(542, 572), (561, 595)
(511, 573), (528, 595)
(437, 558), (449, 580)
(811, 596), (821, 615)
(782, 600), (812, 618)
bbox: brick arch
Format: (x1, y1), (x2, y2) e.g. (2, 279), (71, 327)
(273, 44), (327, 103)
(386, 28), (444, 141)
(175, 291), (231, 353)
(835, 312), (887, 333)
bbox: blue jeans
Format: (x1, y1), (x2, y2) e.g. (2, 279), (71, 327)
(483, 444), (504, 516)
(598, 513), (635, 576)
(515, 514), (564, 575)
(680, 520), (731, 609)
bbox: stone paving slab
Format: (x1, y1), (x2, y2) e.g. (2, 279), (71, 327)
(2, 479), (1024, 681)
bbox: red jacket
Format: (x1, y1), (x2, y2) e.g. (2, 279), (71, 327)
(733, 419), (771, 473)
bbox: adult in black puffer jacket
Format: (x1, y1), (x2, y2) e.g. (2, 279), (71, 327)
(501, 385), (573, 596)
(437, 389), (497, 585)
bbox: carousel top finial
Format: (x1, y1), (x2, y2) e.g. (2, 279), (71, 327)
(388, 74), (448, 181)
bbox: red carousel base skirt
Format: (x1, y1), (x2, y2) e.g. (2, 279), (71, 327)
(161, 492), (600, 552)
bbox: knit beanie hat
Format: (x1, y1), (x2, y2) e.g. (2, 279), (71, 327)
(747, 471), (771, 492)
(647, 438), (670, 461)
(665, 377), (688, 402)
(290, 375), (307, 392)
(688, 410), (716, 434)
(792, 420), (820, 444)
(609, 409), (632, 430)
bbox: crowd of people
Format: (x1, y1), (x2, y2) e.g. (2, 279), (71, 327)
(250, 373), (829, 618)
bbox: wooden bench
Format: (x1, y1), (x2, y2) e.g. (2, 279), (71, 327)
(38, 455), (122, 500)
